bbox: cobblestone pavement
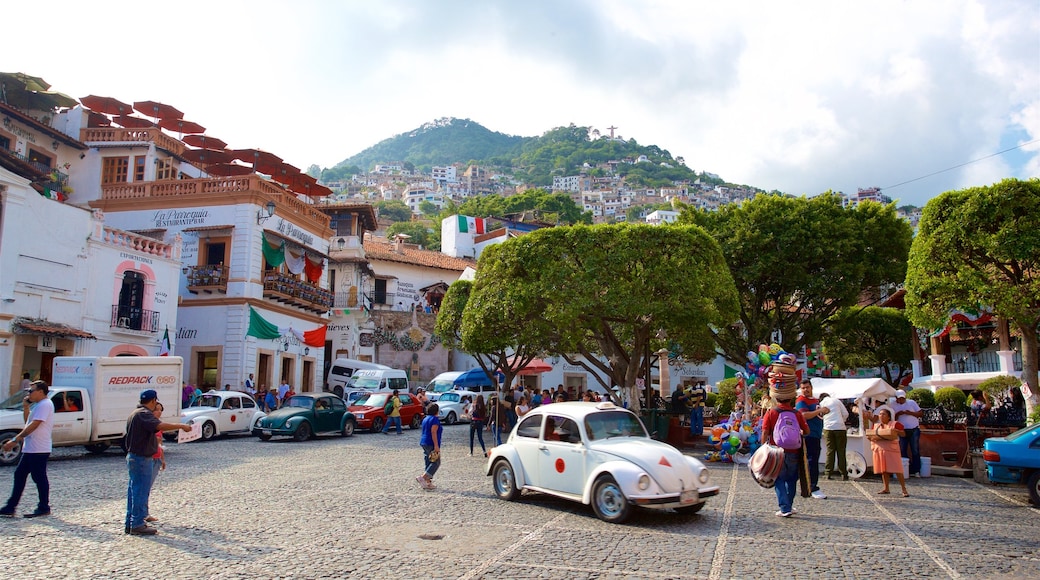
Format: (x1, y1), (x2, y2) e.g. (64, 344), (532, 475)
(0, 424), (1037, 579)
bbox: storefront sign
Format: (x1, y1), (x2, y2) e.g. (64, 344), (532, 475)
(152, 209), (210, 228)
(275, 220), (314, 246)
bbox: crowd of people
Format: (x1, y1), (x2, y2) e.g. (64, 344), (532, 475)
(179, 373), (299, 413)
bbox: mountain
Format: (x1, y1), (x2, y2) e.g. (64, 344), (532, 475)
(322, 118), (718, 190)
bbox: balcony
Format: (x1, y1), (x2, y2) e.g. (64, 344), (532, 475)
(185, 264), (229, 294)
(263, 272), (334, 314)
(330, 235), (366, 262)
(80, 126), (185, 157)
(110, 305), (160, 333)
(365, 292), (412, 311)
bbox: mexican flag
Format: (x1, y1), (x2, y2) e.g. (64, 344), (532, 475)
(158, 327), (172, 356)
(458, 215), (485, 234)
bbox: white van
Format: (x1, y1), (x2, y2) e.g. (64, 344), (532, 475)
(326, 358), (391, 397)
(426, 371), (464, 401)
(347, 369), (409, 393)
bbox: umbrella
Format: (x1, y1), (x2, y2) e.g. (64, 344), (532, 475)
(86, 111), (112, 128)
(256, 161), (300, 179)
(182, 134), (227, 150)
(134, 100), (184, 120)
(182, 148), (235, 165)
(80, 95), (133, 116)
(0, 72), (50, 92)
(114, 115), (154, 128)
(505, 357), (553, 375)
(453, 368), (502, 389)
(158, 118), (206, 134)
(232, 148), (282, 167)
(205, 163), (254, 177)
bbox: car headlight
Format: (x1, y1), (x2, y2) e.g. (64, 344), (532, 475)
(637, 474), (650, 490)
(356, 413), (365, 419)
(698, 469), (709, 484)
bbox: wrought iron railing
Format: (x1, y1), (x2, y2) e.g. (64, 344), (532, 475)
(110, 305), (160, 333)
(184, 264), (229, 290)
(264, 272), (333, 311)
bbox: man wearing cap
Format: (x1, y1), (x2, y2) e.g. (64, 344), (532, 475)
(1, 380), (54, 518)
(890, 389), (923, 477)
(125, 389), (191, 535)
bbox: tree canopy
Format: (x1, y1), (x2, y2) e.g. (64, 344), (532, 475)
(453, 223), (739, 412)
(386, 221), (436, 249)
(374, 199), (412, 222)
(678, 193), (913, 368)
(904, 177), (1040, 409)
(822, 306), (913, 385)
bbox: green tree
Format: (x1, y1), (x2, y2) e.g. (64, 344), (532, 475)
(418, 200), (439, 217)
(374, 199), (411, 222)
(822, 306), (913, 385)
(386, 222), (433, 248)
(678, 193), (912, 369)
(464, 223), (738, 412)
(904, 178), (1040, 413)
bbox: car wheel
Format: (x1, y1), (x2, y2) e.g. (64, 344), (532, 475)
(258, 433), (272, 441)
(293, 422), (312, 442)
(674, 503), (705, 516)
(201, 421), (216, 441)
(410, 414), (422, 430)
(446, 411), (457, 425)
(84, 443), (111, 455)
(333, 386), (344, 398)
(591, 475), (632, 524)
(342, 419), (355, 437)
(492, 459), (520, 501)
(1027, 471), (1040, 507)
(371, 417), (385, 433)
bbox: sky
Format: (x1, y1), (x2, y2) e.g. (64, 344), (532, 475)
(5, 0), (1038, 207)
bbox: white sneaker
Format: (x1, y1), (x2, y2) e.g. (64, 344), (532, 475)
(775, 510), (792, 517)
(811, 490), (827, 499)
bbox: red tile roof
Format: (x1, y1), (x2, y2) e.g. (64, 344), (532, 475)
(363, 238), (476, 272)
(12, 319), (97, 340)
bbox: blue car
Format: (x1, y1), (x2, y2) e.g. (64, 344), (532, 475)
(983, 422), (1040, 506)
(253, 393), (356, 442)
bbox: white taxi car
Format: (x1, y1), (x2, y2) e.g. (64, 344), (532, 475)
(178, 391), (266, 441)
(486, 402), (718, 523)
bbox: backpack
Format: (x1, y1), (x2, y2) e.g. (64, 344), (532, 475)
(772, 410), (801, 450)
(383, 397), (395, 416)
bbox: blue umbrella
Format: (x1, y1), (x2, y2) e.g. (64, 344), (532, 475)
(453, 368), (503, 389)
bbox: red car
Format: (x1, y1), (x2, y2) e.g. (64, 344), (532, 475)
(348, 392), (424, 432)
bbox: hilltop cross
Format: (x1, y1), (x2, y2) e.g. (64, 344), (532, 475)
(607, 125), (618, 139)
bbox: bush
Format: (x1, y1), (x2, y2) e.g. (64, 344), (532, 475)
(934, 387), (967, 412)
(705, 392), (718, 408)
(716, 379), (738, 415)
(1030, 406), (1040, 425)
(907, 388), (935, 408)
(978, 375), (1021, 406)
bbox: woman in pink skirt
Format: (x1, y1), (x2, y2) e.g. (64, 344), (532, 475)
(868, 406), (908, 497)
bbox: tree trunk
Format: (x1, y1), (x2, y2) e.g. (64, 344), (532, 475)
(1017, 322), (1039, 417)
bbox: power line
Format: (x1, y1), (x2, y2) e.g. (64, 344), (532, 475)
(883, 138), (1039, 191)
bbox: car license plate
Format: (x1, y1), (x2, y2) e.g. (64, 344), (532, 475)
(262, 430), (272, 436)
(680, 490), (697, 504)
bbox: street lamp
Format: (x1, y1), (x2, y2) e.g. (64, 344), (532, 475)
(257, 201), (276, 225)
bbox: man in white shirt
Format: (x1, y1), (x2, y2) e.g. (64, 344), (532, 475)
(818, 392), (850, 480)
(1, 380), (55, 517)
(890, 389), (923, 477)
(244, 373), (256, 398)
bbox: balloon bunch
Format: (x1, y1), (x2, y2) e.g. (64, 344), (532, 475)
(704, 419), (761, 462)
(744, 343), (792, 383)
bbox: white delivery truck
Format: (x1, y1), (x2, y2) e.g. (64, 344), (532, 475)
(0, 356), (183, 466)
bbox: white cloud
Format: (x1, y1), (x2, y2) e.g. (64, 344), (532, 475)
(4, 0), (1036, 206)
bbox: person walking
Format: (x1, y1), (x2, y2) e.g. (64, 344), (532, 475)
(469, 395), (487, 457)
(1, 380), (55, 518)
(125, 389), (191, 535)
(417, 403), (442, 490)
(382, 390), (403, 435)
(762, 385), (809, 518)
(819, 392), (850, 480)
(890, 390), (923, 477)
(795, 380), (830, 499)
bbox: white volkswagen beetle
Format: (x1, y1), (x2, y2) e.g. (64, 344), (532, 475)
(177, 391), (266, 441)
(486, 402), (718, 523)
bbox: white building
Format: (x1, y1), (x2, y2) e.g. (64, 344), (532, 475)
(645, 210), (680, 225)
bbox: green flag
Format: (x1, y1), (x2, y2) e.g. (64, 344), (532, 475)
(246, 306), (281, 340)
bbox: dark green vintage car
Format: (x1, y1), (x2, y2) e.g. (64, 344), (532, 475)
(253, 392), (356, 441)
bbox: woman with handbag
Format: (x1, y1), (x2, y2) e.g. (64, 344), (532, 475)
(417, 403), (442, 490)
(867, 406), (908, 497)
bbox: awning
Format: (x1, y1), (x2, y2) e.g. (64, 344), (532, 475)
(808, 378), (894, 401)
(184, 224), (234, 232)
(12, 318), (96, 340)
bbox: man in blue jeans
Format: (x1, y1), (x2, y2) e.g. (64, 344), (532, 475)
(688, 382), (706, 438)
(125, 389), (190, 535)
(381, 390), (403, 435)
(1, 380), (54, 518)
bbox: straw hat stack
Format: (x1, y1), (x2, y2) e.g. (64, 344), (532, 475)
(768, 362), (798, 400)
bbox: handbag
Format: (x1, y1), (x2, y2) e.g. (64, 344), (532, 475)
(428, 449), (440, 462)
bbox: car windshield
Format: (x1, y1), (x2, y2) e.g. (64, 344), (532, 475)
(351, 377), (382, 390)
(0, 391), (26, 410)
(585, 411), (648, 441)
(353, 393), (389, 407)
(345, 391), (369, 403)
(284, 396), (314, 409)
(429, 380), (455, 394)
(191, 394), (222, 408)
(1003, 422), (1040, 441)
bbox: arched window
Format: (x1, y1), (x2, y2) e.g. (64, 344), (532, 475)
(117, 271), (145, 330)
